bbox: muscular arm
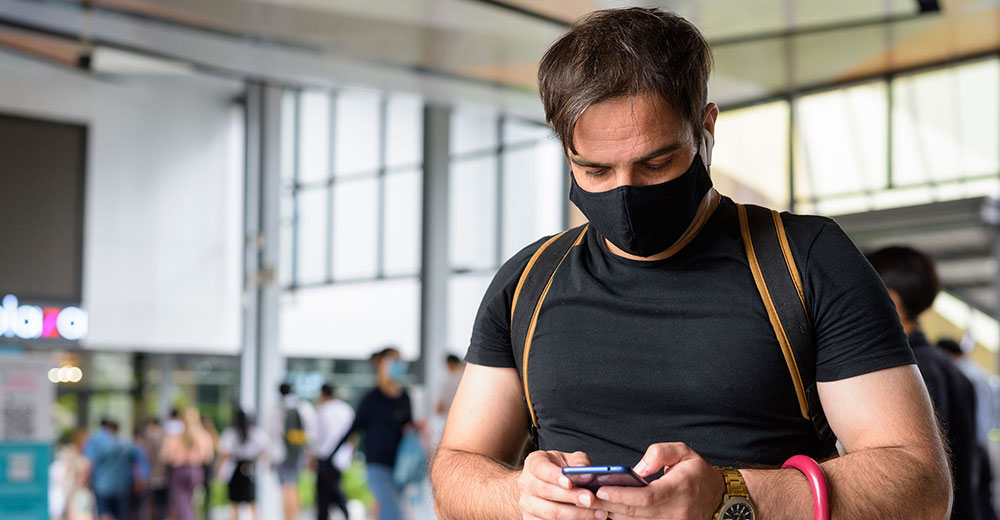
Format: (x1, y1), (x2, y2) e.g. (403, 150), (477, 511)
(431, 363), (529, 520)
(742, 365), (951, 519)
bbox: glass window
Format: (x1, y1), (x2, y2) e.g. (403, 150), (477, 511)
(794, 82), (888, 203)
(386, 94), (423, 168)
(332, 178), (379, 280)
(279, 279), (421, 359)
(297, 90), (331, 184)
(280, 91), (297, 183)
(383, 170), (423, 277)
(712, 101), (790, 209)
(503, 119), (551, 146)
(893, 59), (1000, 186)
(296, 187), (328, 284)
(501, 141), (565, 258)
(451, 109), (498, 156)
(447, 273), (494, 352)
(334, 90), (382, 176)
(449, 156), (498, 270)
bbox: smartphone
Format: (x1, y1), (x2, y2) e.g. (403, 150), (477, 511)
(561, 466), (648, 492)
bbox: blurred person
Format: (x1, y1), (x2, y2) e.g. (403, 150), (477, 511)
(313, 383), (355, 520)
(348, 347), (413, 520)
(434, 355), (464, 418)
(141, 419), (170, 520)
(869, 245), (981, 520)
(129, 428), (152, 520)
(87, 420), (141, 520)
(165, 409), (183, 435)
(939, 337), (1000, 520)
(432, 8), (949, 520)
(216, 410), (271, 520)
(939, 337), (999, 449)
(201, 416), (219, 520)
(160, 408), (214, 520)
(269, 382), (318, 520)
(51, 428), (95, 520)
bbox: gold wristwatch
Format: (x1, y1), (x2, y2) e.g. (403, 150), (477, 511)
(714, 467), (756, 520)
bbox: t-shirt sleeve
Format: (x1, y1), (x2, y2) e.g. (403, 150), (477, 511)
(465, 236), (552, 368)
(802, 220), (916, 381)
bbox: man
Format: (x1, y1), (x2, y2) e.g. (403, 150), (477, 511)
(349, 348), (414, 520)
(868, 246), (982, 520)
(86, 420), (139, 520)
(314, 383), (356, 520)
(270, 382), (317, 520)
(431, 8), (950, 520)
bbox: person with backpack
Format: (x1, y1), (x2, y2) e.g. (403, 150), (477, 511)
(216, 409), (271, 520)
(431, 8), (950, 520)
(313, 383), (355, 520)
(270, 382), (317, 520)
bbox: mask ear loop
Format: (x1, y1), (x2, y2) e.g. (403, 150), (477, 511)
(701, 128), (714, 167)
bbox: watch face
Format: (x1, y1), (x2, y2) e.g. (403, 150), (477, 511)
(722, 501), (755, 520)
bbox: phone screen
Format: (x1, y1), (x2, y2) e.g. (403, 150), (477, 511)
(562, 466), (648, 492)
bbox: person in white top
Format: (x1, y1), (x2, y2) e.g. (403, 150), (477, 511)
(216, 410), (271, 520)
(313, 383), (356, 520)
(268, 382), (318, 520)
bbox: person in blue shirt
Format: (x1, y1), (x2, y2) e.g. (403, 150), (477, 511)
(86, 419), (140, 520)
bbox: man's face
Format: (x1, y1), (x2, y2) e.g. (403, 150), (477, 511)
(568, 93), (716, 193)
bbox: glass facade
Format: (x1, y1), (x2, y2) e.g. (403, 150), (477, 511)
(278, 93), (565, 361)
(713, 57), (1000, 215)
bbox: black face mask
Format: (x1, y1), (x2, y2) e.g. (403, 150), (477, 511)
(569, 154), (713, 257)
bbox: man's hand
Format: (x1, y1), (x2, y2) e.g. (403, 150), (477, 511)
(518, 450), (604, 520)
(592, 443), (724, 520)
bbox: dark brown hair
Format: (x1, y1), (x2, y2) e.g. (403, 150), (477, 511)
(538, 7), (713, 153)
(866, 245), (940, 319)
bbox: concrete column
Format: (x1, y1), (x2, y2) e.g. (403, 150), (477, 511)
(241, 81), (286, 519)
(419, 104), (451, 425)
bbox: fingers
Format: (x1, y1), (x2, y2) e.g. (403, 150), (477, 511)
(519, 495), (607, 520)
(633, 442), (690, 477)
(565, 450), (592, 467)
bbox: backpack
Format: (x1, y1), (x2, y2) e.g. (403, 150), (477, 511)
(283, 405), (308, 460)
(510, 203), (836, 455)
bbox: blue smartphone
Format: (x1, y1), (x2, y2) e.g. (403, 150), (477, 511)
(561, 466), (648, 492)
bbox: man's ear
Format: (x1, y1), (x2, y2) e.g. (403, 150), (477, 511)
(701, 102), (718, 167)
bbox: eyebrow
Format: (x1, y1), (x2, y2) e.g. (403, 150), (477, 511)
(569, 142), (684, 169)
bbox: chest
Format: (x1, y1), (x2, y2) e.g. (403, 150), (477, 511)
(519, 258), (805, 428)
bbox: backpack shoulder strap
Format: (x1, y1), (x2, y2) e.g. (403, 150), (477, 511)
(737, 203), (833, 442)
(510, 225), (589, 434)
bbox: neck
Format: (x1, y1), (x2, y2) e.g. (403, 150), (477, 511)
(604, 188), (721, 261)
(377, 375), (401, 395)
(902, 320), (919, 336)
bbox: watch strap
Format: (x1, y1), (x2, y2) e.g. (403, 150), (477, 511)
(718, 467), (749, 498)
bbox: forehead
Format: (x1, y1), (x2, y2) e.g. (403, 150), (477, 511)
(571, 94), (689, 156)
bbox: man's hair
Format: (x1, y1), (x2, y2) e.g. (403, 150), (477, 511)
(320, 383), (335, 397)
(446, 354), (461, 365)
(279, 382), (292, 396)
(866, 245), (940, 319)
(538, 7), (713, 154)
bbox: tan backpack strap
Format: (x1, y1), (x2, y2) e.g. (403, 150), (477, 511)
(510, 225), (588, 430)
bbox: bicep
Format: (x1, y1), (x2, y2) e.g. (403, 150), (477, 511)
(439, 363), (529, 466)
(818, 364), (941, 452)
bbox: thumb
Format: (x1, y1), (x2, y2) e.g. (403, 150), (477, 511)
(565, 451), (592, 467)
(634, 443), (689, 477)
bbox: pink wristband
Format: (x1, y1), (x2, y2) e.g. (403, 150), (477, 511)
(782, 455), (830, 520)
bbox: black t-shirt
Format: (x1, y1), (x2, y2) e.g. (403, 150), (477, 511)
(909, 332), (981, 520)
(466, 196), (915, 468)
(350, 387), (413, 466)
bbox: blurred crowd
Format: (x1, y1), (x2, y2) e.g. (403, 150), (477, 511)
(48, 347), (464, 520)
